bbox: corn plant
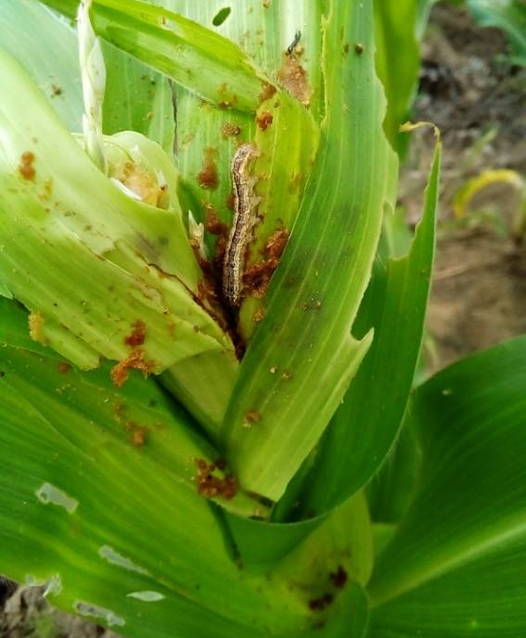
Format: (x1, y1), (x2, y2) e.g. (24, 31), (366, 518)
(1, 1), (525, 637)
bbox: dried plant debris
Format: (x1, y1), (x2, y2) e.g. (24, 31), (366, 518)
(1, 585), (120, 638)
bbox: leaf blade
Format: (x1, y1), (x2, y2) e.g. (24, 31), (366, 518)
(38, 0), (275, 112)
(367, 336), (526, 637)
(221, 0), (398, 501)
(0, 1), (82, 131)
(297, 134), (440, 516)
(0, 301), (311, 637)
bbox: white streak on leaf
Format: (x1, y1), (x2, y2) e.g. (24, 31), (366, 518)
(74, 601), (125, 627)
(126, 590), (165, 602)
(25, 574), (62, 598)
(98, 545), (150, 576)
(35, 483), (78, 513)
(44, 574), (62, 597)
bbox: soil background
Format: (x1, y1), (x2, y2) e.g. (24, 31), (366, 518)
(402, 2), (526, 372)
(2, 2), (526, 636)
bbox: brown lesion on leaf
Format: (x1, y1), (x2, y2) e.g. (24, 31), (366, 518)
(355, 43), (365, 55)
(195, 458), (238, 500)
(195, 271), (237, 347)
(58, 362), (72, 374)
(124, 320), (147, 347)
(243, 409), (261, 427)
(113, 401), (126, 423)
(192, 211), (225, 310)
(217, 83), (239, 109)
(185, 208), (241, 350)
(222, 123), (242, 139)
(329, 566), (348, 589)
(278, 55), (312, 106)
(42, 179), (53, 200)
(256, 111), (274, 131)
(253, 306), (266, 323)
(212, 234), (228, 273)
(19, 151), (36, 181)
(28, 311), (47, 344)
(226, 190), (236, 211)
(243, 261), (275, 299)
(197, 277), (220, 308)
(206, 208), (228, 236)
(243, 228), (290, 299)
(266, 228), (289, 260)
(111, 349), (156, 388)
(126, 421), (149, 448)
(197, 148), (220, 190)
(259, 82), (277, 104)
(308, 594), (334, 612)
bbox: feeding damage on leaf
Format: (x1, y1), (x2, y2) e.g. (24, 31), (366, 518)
(124, 320), (147, 347)
(111, 350), (157, 388)
(28, 311), (47, 344)
(195, 458), (238, 500)
(278, 53), (312, 107)
(18, 151), (36, 181)
(242, 228), (289, 300)
(197, 148), (220, 190)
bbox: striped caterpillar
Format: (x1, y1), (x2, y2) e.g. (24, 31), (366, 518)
(222, 144), (261, 307)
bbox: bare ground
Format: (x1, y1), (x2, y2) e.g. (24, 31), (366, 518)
(400, 2), (526, 372)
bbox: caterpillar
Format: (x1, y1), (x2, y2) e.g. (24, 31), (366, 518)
(222, 144), (261, 307)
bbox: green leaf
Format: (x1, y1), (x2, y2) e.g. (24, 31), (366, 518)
(0, 50), (237, 430)
(38, 0), (276, 112)
(295, 135), (440, 516)
(219, 0), (398, 502)
(367, 423), (422, 527)
(226, 514), (322, 574)
(160, 0), (325, 118)
(0, 300), (373, 637)
(0, 1), (82, 132)
(269, 493), (373, 638)
(274, 492), (374, 589)
(374, 0), (421, 151)
(102, 41), (175, 153)
(367, 336), (526, 637)
(238, 93), (320, 339)
(0, 299), (314, 638)
(157, 1), (321, 341)
(224, 491), (374, 638)
(415, 0), (443, 39)
(173, 86), (255, 240)
(315, 584), (369, 638)
(468, 0), (526, 65)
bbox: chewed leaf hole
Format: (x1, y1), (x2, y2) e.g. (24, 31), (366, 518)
(35, 483), (78, 513)
(127, 591), (165, 602)
(212, 7), (231, 26)
(99, 545), (150, 576)
(75, 602), (125, 627)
